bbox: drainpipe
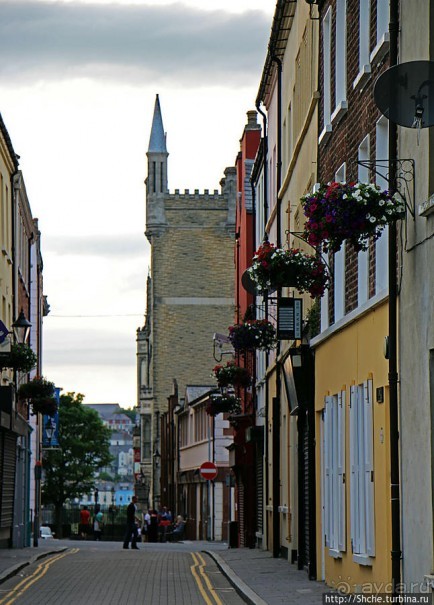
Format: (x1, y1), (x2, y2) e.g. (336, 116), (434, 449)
(255, 101), (270, 547)
(255, 103), (268, 228)
(271, 54), (283, 559)
(388, 0), (401, 592)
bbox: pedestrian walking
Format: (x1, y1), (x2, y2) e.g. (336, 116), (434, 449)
(93, 511), (104, 541)
(79, 506), (91, 539)
(147, 509), (159, 543)
(141, 509), (151, 543)
(123, 496), (140, 550)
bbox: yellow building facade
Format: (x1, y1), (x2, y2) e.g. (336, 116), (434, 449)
(0, 115), (16, 339)
(314, 300), (392, 589)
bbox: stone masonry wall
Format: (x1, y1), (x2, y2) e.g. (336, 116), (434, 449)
(151, 195), (234, 415)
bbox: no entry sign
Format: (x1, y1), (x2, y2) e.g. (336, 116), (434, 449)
(199, 461), (218, 481)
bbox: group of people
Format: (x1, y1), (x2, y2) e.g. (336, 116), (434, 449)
(123, 498), (186, 549)
(79, 498), (186, 549)
(79, 505), (104, 541)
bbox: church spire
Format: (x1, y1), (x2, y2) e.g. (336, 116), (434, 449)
(148, 94), (167, 153)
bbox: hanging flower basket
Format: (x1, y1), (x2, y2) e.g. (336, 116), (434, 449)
(212, 362), (252, 388)
(206, 395), (241, 417)
(301, 182), (406, 253)
(31, 396), (57, 417)
(228, 320), (277, 351)
(18, 377), (55, 401)
(247, 241), (329, 298)
(0, 344), (37, 373)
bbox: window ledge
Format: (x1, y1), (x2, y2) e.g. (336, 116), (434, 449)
(319, 124), (332, 145)
(328, 549), (343, 559)
(370, 32), (390, 66)
(418, 194), (434, 217)
(311, 289), (388, 348)
(331, 101), (348, 127)
(353, 554), (373, 566)
(353, 65), (372, 92)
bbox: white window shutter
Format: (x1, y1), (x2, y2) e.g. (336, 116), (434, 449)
(349, 385), (358, 553)
(323, 398), (332, 547)
(337, 391), (346, 552)
(364, 380), (375, 556)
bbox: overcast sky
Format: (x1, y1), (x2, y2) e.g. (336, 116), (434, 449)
(0, 0), (274, 407)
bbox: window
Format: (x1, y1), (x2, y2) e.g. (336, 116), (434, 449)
(370, 0), (390, 65)
(354, 0), (371, 90)
(358, 136), (370, 305)
(334, 164), (346, 321)
(320, 7), (332, 142)
(350, 381), (375, 563)
(324, 391), (346, 556)
(375, 117), (389, 293)
(359, 0), (370, 70)
(142, 414), (151, 459)
(376, 0), (389, 43)
(332, 0), (347, 123)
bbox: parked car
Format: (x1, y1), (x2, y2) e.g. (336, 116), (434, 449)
(40, 526), (55, 539)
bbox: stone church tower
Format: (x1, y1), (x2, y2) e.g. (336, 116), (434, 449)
(137, 95), (236, 506)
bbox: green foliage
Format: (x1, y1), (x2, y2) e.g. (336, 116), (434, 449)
(121, 407), (137, 422)
(306, 300), (321, 338)
(42, 392), (113, 510)
(98, 471), (114, 481)
(0, 344), (37, 372)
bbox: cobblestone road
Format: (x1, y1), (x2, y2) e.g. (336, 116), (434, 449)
(0, 542), (245, 605)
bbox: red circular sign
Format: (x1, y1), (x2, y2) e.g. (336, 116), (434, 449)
(199, 461), (218, 481)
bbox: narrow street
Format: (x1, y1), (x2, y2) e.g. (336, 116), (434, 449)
(0, 542), (245, 605)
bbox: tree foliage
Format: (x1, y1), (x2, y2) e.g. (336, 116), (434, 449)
(42, 392), (112, 523)
(121, 406), (138, 422)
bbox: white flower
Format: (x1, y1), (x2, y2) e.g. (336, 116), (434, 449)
(369, 216), (376, 223)
(379, 199), (385, 206)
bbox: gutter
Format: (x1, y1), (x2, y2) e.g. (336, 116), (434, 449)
(387, 0), (401, 593)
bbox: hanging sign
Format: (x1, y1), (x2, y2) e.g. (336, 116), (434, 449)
(42, 387), (60, 448)
(277, 298), (303, 340)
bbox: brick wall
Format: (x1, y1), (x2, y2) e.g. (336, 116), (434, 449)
(318, 0), (391, 324)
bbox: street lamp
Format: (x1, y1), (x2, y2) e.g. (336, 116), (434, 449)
(12, 309), (31, 344)
(45, 418), (56, 445)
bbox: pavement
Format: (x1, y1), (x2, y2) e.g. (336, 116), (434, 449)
(0, 540), (327, 605)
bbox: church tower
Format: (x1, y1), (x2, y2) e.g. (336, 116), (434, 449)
(138, 95), (236, 508)
(146, 94), (168, 236)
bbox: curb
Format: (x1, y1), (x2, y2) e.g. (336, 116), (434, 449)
(0, 548), (68, 585)
(203, 550), (268, 605)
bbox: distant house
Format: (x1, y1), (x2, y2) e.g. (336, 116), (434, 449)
(84, 404), (138, 506)
(85, 403), (137, 434)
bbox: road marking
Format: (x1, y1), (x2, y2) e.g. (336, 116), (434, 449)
(190, 552), (223, 605)
(0, 548), (79, 605)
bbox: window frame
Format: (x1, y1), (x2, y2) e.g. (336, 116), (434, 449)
(350, 380), (375, 564)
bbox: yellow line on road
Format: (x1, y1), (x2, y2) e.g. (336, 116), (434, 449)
(196, 552), (224, 605)
(0, 548), (79, 605)
(190, 552), (223, 605)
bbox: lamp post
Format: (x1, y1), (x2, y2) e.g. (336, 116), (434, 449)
(45, 418), (56, 445)
(10, 310), (33, 549)
(12, 309), (32, 344)
(94, 488), (99, 514)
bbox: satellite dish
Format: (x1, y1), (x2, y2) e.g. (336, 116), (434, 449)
(241, 269), (259, 295)
(374, 60), (434, 128)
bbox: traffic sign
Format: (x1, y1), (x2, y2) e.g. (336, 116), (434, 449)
(199, 461), (218, 481)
